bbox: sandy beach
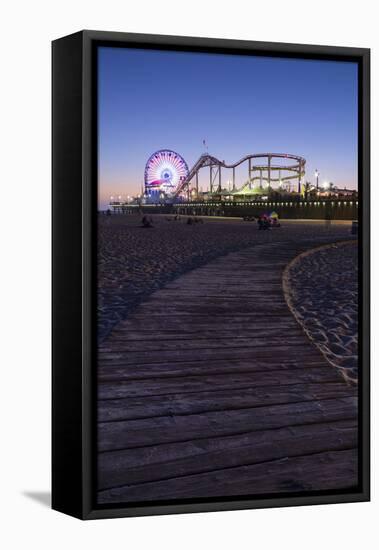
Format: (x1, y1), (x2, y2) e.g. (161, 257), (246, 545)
(283, 241), (358, 383)
(98, 214), (354, 343)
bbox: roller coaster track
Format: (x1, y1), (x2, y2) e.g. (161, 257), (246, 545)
(173, 153), (306, 197)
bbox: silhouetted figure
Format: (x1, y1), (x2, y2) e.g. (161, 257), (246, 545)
(257, 215), (271, 230)
(324, 208), (332, 230)
(141, 216), (153, 228)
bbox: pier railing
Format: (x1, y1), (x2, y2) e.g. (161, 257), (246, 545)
(107, 199), (358, 221)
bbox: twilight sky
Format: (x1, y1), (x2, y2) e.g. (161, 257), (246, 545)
(98, 46), (358, 209)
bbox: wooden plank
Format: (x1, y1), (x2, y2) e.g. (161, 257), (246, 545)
(100, 335), (314, 353)
(107, 327), (303, 341)
(98, 345), (324, 366)
(119, 315), (298, 323)
(98, 359), (328, 381)
(98, 382), (356, 422)
(98, 367), (342, 400)
(98, 449), (358, 503)
(98, 396), (357, 452)
(145, 295), (286, 304)
(98, 420), (357, 490)
(154, 287), (285, 295)
(103, 319), (300, 334)
(133, 305), (290, 315)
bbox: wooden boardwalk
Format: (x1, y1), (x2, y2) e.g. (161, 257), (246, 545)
(97, 238), (358, 504)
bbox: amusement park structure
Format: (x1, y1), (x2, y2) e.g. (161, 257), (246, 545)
(143, 149), (306, 202)
(173, 152), (306, 199)
(144, 149), (189, 199)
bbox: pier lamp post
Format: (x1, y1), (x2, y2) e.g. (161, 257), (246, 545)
(315, 169), (319, 190)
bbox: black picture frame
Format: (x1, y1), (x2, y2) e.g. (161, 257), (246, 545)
(52, 30), (370, 520)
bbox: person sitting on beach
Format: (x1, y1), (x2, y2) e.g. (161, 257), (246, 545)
(141, 216), (152, 228)
(270, 212), (281, 228)
(257, 214), (270, 230)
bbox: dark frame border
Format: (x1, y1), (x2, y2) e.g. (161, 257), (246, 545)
(52, 30), (370, 520)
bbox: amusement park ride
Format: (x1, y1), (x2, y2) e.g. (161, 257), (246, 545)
(143, 149), (306, 203)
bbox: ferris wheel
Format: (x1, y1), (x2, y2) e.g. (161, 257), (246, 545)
(144, 149), (189, 196)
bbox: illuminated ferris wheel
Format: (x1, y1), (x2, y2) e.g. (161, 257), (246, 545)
(144, 149), (189, 196)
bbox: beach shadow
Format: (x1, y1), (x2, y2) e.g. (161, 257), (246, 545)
(22, 491), (51, 508)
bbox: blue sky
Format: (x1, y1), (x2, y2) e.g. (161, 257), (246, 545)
(98, 46), (358, 208)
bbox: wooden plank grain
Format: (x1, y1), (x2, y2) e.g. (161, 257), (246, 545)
(98, 359), (329, 382)
(98, 367), (342, 400)
(100, 335), (308, 353)
(98, 345), (323, 366)
(98, 449), (358, 503)
(98, 382), (356, 422)
(98, 396), (357, 452)
(98, 420), (358, 490)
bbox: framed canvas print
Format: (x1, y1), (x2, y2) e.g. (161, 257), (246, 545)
(52, 30), (370, 519)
